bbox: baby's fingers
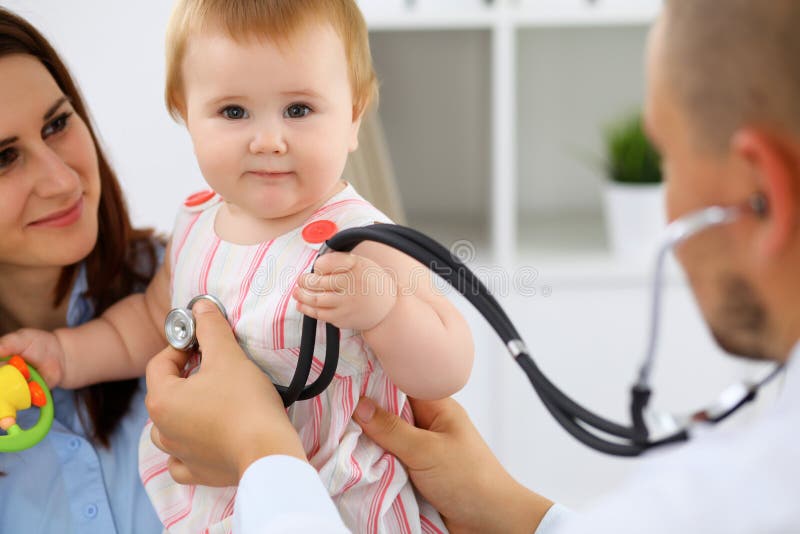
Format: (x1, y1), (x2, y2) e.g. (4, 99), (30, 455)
(298, 271), (355, 294)
(0, 329), (63, 387)
(293, 286), (340, 310)
(311, 252), (358, 276)
(0, 330), (33, 360)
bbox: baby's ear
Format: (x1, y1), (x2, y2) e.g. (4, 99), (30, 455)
(348, 106), (365, 152)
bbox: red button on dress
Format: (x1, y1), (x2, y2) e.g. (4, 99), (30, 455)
(184, 190), (216, 207)
(302, 220), (338, 244)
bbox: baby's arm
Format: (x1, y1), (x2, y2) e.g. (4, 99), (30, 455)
(294, 241), (474, 400)
(0, 247), (173, 389)
(55, 254), (172, 388)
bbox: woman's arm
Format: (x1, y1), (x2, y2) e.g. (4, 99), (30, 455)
(294, 241), (474, 399)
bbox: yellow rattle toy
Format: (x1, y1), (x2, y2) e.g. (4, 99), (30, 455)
(0, 355), (53, 452)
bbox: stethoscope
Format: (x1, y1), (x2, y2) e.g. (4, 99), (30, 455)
(165, 192), (783, 457)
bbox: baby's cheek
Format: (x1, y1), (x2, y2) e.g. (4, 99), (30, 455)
(194, 140), (234, 191)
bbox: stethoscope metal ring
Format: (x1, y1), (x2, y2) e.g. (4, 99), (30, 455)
(165, 294), (228, 351)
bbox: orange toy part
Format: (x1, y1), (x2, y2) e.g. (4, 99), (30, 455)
(8, 355), (30, 380)
(29, 382), (47, 407)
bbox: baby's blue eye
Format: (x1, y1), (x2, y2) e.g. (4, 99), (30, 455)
(284, 104), (311, 119)
(221, 106), (249, 120)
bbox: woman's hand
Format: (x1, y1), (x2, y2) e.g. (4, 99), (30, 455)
(354, 397), (554, 534)
(145, 300), (307, 487)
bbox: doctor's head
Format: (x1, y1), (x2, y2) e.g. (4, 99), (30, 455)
(645, 0), (800, 362)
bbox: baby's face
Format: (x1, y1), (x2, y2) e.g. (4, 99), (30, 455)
(181, 23), (361, 221)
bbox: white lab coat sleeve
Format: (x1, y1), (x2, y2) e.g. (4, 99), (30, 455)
(534, 504), (575, 534)
(234, 455), (351, 533)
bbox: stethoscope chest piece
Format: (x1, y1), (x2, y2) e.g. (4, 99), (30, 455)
(165, 294), (228, 352)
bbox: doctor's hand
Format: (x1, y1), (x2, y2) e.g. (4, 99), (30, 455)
(354, 397), (554, 534)
(145, 300), (307, 487)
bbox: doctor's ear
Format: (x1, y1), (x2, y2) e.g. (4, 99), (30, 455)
(732, 129), (800, 258)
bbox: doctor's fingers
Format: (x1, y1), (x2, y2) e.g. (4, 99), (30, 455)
(150, 422), (183, 458)
(144, 346), (191, 433)
(408, 397), (471, 433)
(151, 426), (233, 486)
(192, 299), (248, 369)
(167, 453), (238, 487)
(354, 397), (442, 472)
(145, 346), (189, 397)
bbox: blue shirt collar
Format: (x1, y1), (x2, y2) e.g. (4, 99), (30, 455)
(66, 263), (95, 328)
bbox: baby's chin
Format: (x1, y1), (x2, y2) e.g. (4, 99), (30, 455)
(240, 199), (320, 224)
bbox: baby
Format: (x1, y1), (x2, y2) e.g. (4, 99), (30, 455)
(0, 0), (474, 532)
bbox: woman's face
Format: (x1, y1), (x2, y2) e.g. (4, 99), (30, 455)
(0, 54), (100, 271)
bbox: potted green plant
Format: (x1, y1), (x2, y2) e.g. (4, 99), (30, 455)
(602, 112), (665, 260)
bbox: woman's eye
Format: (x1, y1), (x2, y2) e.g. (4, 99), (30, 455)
(284, 104), (312, 119)
(42, 112), (73, 138)
(221, 106), (249, 120)
(0, 147), (19, 170)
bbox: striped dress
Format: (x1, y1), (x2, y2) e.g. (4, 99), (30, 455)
(139, 184), (447, 534)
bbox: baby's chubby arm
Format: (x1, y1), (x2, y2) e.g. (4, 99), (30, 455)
(0, 246), (173, 389)
(56, 255), (173, 387)
(294, 241), (474, 400)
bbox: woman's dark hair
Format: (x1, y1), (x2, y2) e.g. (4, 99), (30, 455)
(0, 8), (160, 446)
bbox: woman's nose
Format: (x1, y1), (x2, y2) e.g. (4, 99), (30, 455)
(249, 121), (288, 155)
(32, 144), (80, 197)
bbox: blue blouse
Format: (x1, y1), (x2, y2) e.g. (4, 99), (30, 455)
(0, 264), (162, 533)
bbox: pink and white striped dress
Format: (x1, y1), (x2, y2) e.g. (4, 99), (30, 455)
(139, 184), (447, 534)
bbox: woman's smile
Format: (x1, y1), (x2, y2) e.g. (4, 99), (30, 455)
(28, 196), (84, 228)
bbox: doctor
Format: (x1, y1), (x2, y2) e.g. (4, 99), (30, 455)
(145, 0), (800, 532)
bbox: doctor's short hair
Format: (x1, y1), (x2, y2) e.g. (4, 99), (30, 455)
(164, 0), (377, 121)
(662, 0), (800, 152)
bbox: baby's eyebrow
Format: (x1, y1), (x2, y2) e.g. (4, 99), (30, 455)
(210, 95), (247, 105)
(282, 89), (322, 99)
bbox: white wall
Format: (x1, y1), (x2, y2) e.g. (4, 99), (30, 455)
(3, 0), (203, 234)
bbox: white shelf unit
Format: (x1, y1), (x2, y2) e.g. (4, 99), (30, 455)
(363, 0), (662, 272)
(360, 1), (660, 31)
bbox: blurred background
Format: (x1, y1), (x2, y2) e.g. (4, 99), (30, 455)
(4, 0), (777, 510)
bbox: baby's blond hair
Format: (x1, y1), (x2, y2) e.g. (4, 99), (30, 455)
(165, 0), (377, 121)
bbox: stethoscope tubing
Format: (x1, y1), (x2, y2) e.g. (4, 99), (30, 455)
(323, 224), (654, 454)
(173, 207), (778, 456)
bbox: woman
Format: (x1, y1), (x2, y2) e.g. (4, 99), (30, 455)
(0, 7), (162, 533)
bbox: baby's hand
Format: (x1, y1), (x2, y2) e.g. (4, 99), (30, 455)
(293, 252), (397, 332)
(0, 329), (65, 388)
